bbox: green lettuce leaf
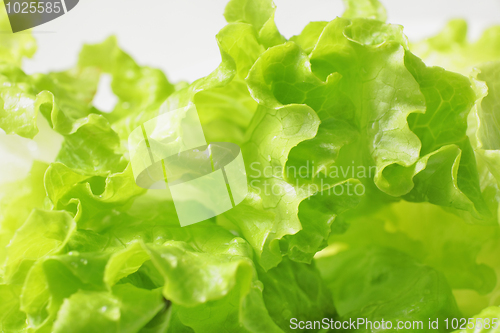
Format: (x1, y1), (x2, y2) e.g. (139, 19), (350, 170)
(0, 162), (48, 275)
(329, 201), (500, 303)
(289, 22), (328, 54)
(0, 284), (26, 332)
(52, 285), (165, 333)
(224, 0), (275, 32)
(411, 19), (500, 74)
(0, 2), (36, 65)
(13, 190), (285, 332)
(342, 0), (387, 22)
(4, 209), (76, 283)
(404, 53), (492, 222)
(473, 62), (500, 150)
(257, 257), (335, 332)
(0, 64), (41, 138)
(78, 36), (174, 123)
(2, 0), (500, 331)
(453, 307), (500, 333)
(316, 246), (461, 332)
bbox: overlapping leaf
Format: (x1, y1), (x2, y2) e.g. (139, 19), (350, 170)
(1, 0), (500, 331)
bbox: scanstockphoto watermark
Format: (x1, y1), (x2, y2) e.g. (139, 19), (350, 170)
(290, 317), (500, 331)
(3, 0), (80, 33)
(290, 318), (425, 331)
(250, 177), (367, 197)
(248, 161), (376, 197)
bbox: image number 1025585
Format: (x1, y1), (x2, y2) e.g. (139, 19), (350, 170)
(3, 0), (79, 32)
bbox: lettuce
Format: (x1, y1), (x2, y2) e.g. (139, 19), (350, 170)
(1, 0), (500, 332)
(316, 246), (461, 332)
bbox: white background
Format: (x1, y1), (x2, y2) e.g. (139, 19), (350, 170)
(1, 0), (500, 184)
(23, 0), (500, 82)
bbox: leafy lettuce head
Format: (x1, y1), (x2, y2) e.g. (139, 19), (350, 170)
(0, 0), (500, 332)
